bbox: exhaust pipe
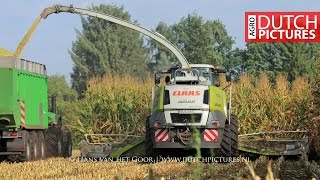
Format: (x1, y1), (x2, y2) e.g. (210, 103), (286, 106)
(51, 92), (58, 113)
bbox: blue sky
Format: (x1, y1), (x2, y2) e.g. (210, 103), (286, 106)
(1, 0), (320, 82)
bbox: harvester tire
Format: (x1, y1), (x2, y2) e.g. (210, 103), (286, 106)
(61, 126), (72, 157)
(217, 115), (238, 158)
(37, 131), (46, 159)
(7, 130), (32, 162)
(45, 125), (63, 157)
(145, 117), (158, 158)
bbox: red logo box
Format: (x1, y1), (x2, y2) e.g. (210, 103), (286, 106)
(245, 12), (320, 42)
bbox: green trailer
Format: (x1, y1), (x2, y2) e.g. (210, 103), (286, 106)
(0, 56), (72, 162)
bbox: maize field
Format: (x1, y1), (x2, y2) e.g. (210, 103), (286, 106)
(66, 75), (153, 143)
(232, 73), (312, 133)
(66, 72), (319, 153)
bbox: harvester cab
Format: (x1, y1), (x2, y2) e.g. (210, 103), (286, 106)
(158, 64), (229, 86)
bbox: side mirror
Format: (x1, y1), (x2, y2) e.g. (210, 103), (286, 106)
(154, 73), (161, 84)
(226, 72), (232, 82)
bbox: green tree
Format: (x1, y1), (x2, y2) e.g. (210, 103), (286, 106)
(48, 75), (78, 123)
(48, 76), (77, 100)
(148, 14), (234, 72)
(147, 22), (175, 72)
(70, 4), (148, 95)
(243, 43), (320, 81)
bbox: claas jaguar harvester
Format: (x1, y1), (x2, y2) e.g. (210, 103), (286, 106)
(37, 5), (308, 158)
(0, 56), (72, 162)
(146, 65), (237, 157)
(37, 5), (238, 158)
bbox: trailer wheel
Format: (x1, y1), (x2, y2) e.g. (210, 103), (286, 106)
(8, 130), (32, 162)
(145, 117), (158, 158)
(216, 115), (238, 158)
(45, 126), (63, 157)
(30, 131), (39, 160)
(37, 131), (46, 159)
(61, 126), (72, 157)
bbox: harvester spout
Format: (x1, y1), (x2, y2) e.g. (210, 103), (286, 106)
(40, 4), (191, 69)
(40, 4), (75, 19)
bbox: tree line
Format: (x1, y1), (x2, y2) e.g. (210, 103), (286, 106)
(66, 4), (320, 95)
(49, 4), (320, 152)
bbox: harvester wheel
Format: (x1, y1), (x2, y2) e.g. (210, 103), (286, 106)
(45, 125), (63, 157)
(145, 117), (158, 158)
(217, 115), (238, 157)
(37, 131), (46, 159)
(61, 126), (72, 157)
(30, 131), (39, 160)
(7, 130), (32, 162)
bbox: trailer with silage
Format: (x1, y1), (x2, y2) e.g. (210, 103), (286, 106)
(0, 55), (72, 162)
